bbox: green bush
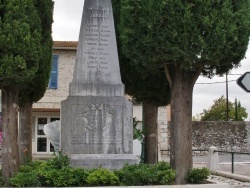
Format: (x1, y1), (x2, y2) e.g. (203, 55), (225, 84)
(44, 167), (87, 187)
(149, 161), (175, 185)
(9, 172), (41, 187)
(87, 168), (120, 186)
(45, 153), (70, 169)
(9, 161), (45, 187)
(115, 162), (175, 186)
(7, 153), (177, 187)
(34, 154), (70, 186)
(115, 163), (151, 186)
(186, 167), (210, 184)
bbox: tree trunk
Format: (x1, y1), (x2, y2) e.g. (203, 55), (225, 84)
(19, 101), (33, 165)
(143, 101), (158, 164)
(2, 88), (20, 183)
(169, 69), (199, 184)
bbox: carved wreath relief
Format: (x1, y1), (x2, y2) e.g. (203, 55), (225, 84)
(70, 103), (122, 144)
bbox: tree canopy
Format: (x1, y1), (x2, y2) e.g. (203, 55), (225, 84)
(201, 95), (248, 121)
(0, 0), (42, 88)
(119, 0), (250, 75)
(18, 0), (54, 105)
(119, 0), (250, 184)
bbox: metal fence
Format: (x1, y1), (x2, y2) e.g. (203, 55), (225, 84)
(214, 150), (250, 173)
(160, 149), (250, 174)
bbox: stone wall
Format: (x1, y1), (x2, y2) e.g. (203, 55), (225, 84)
(159, 121), (250, 156)
(192, 121), (249, 153)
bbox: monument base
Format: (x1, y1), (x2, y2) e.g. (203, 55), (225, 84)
(69, 154), (140, 170)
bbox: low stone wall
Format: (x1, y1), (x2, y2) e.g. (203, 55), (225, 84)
(192, 121), (248, 153)
(159, 121), (250, 156)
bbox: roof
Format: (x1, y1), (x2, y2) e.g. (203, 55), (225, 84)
(53, 41), (78, 50)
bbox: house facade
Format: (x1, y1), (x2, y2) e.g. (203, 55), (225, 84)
(30, 41), (169, 158)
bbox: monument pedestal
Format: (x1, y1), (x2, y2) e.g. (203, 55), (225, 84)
(61, 96), (139, 169)
(70, 154), (139, 170)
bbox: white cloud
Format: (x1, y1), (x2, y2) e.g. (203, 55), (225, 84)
(52, 0), (84, 41)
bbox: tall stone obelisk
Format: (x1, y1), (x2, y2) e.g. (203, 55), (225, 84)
(61, 0), (139, 169)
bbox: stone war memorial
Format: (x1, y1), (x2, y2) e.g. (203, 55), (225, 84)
(61, 0), (139, 169)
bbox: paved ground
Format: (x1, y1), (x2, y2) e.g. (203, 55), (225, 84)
(162, 155), (250, 188)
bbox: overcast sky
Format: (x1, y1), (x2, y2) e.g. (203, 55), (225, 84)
(52, 0), (250, 120)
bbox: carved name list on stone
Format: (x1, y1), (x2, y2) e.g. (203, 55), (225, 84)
(84, 7), (111, 71)
(69, 0), (124, 97)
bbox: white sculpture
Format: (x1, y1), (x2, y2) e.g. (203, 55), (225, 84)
(43, 120), (61, 154)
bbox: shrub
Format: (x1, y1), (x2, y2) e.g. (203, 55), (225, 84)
(115, 163), (151, 186)
(9, 172), (41, 187)
(149, 161), (175, 185)
(87, 168), (120, 186)
(44, 167), (88, 187)
(44, 167), (84, 187)
(6, 154), (176, 187)
(45, 153), (70, 169)
(71, 168), (89, 186)
(186, 167), (210, 184)
(34, 154), (70, 186)
(115, 162), (175, 186)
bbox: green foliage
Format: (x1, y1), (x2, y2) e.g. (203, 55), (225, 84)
(133, 117), (144, 141)
(8, 153), (177, 187)
(149, 161), (175, 185)
(113, 0), (171, 106)
(43, 167), (88, 187)
(186, 167), (210, 184)
(115, 163), (150, 186)
(0, 0), (43, 88)
(34, 154), (70, 186)
(86, 168), (120, 186)
(201, 95), (248, 121)
(18, 0), (54, 105)
(115, 161), (175, 186)
(9, 172), (41, 187)
(119, 0), (250, 76)
(44, 153), (70, 169)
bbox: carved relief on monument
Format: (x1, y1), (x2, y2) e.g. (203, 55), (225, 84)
(70, 103), (122, 144)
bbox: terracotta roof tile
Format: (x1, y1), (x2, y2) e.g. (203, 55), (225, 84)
(53, 41), (78, 48)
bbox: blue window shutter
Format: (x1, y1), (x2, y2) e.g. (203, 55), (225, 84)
(49, 55), (58, 89)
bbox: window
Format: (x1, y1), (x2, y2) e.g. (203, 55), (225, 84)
(36, 117), (60, 153)
(48, 55), (59, 89)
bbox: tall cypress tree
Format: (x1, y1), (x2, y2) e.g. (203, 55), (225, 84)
(18, 0), (54, 166)
(0, 0), (42, 183)
(112, 0), (171, 164)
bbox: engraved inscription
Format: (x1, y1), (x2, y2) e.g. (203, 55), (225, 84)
(84, 6), (112, 71)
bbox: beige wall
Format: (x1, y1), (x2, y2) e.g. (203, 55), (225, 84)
(33, 50), (76, 109)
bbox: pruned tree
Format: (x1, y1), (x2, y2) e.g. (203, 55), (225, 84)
(201, 95), (248, 121)
(0, 0), (42, 183)
(18, 0), (54, 166)
(119, 0), (250, 184)
(112, 0), (171, 164)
